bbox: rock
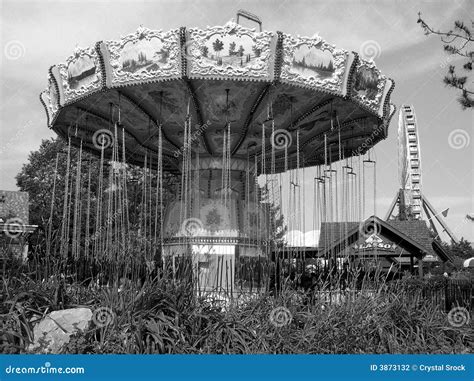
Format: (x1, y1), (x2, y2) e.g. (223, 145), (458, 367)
(28, 307), (92, 353)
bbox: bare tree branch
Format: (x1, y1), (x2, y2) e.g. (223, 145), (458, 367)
(418, 12), (473, 109)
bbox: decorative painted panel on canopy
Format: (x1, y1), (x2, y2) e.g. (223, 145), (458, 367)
(350, 58), (395, 118)
(40, 72), (60, 126)
(186, 22), (275, 81)
(280, 33), (352, 96)
(56, 45), (103, 105)
(101, 26), (182, 87)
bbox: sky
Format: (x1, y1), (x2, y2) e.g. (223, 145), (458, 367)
(0, 0), (472, 243)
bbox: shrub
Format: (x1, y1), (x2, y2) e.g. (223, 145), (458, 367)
(2, 274), (472, 354)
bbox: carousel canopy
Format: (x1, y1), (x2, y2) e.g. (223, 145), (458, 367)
(41, 20), (395, 173)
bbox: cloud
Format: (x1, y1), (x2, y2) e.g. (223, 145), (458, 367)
(285, 229), (320, 247)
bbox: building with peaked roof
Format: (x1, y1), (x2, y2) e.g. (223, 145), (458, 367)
(318, 216), (452, 277)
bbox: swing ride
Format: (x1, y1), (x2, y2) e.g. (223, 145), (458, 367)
(40, 11), (396, 295)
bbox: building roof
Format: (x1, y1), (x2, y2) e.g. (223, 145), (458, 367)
(318, 221), (359, 250)
(386, 219), (437, 255)
(318, 216), (452, 262)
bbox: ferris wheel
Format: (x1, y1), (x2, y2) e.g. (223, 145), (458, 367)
(398, 105), (423, 219)
(386, 105), (458, 243)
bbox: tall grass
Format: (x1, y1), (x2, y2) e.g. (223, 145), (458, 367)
(1, 263), (472, 354)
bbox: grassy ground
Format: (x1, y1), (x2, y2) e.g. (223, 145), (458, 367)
(1, 267), (472, 354)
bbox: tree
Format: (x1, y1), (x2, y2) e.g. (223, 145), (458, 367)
(201, 46), (209, 58)
(228, 41), (236, 56)
(417, 13), (473, 109)
(16, 137), (88, 230)
(444, 237), (474, 260)
(437, 238), (474, 275)
(16, 136), (178, 254)
(212, 38), (224, 58)
(238, 45), (245, 57)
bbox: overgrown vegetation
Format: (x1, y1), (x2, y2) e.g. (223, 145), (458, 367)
(2, 255), (472, 354)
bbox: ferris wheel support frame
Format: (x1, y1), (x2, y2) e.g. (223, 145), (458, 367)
(385, 105), (458, 244)
(422, 195), (458, 243)
(385, 191), (458, 243)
